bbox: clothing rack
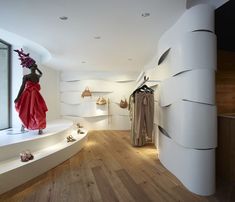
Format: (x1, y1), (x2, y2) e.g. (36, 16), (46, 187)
(138, 76), (149, 88)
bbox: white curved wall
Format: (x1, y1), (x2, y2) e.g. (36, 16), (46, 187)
(155, 4), (217, 196)
(60, 73), (135, 130)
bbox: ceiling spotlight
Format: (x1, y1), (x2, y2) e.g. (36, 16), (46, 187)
(94, 36), (101, 39)
(59, 16), (68, 20)
(141, 13), (150, 17)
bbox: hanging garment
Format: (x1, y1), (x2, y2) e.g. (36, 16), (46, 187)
(129, 88), (154, 146)
(134, 92), (154, 139)
(15, 81), (48, 130)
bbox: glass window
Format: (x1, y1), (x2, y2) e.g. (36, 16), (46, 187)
(0, 40), (11, 130)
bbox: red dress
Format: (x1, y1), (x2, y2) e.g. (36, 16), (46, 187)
(15, 81), (48, 130)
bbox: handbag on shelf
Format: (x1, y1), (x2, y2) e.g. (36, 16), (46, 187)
(96, 97), (107, 105)
(81, 87), (92, 98)
(119, 98), (128, 109)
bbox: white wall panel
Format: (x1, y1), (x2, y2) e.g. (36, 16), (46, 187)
(79, 101), (108, 117)
(157, 4), (214, 59)
(60, 103), (80, 116)
(63, 115), (108, 130)
(60, 92), (83, 104)
(159, 100), (217, 149)
(60, 80), (114, 92)
(109, 102), (129, 116)
(169, 32), (216, 76)
(160, 69), (215, 107)
(155, 3), (217, 196)
(159, 132), (215, 196)
(60, 73), (134, 130)
(108, 115), (130, 130)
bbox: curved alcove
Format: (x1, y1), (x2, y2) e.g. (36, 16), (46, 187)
(0, 119), (88, 194)
(158, 131), (215, 196)
(159, 100), (217, 149)
(159, 69), (215, 107)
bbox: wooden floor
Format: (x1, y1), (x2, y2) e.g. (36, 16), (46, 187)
(0, 131), (234, 202)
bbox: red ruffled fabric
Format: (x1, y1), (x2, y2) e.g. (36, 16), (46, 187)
(15, 81), (48, 130)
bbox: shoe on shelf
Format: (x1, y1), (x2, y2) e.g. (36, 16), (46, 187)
(20, 150), (34, 162)
(76, 123), (83, 128)
(25, 150), (34, 160)
(20, 152), (28, 162)
(67, 135), (76, 142)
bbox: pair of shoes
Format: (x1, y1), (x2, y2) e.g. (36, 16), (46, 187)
(67, 135), (76, 142)
(20, 150), (34, 162)
(76, 123), (83, 128)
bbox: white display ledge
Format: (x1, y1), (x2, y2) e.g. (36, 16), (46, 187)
(0, 119), (88, 195)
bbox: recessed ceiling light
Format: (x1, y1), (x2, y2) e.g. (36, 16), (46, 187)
(94, 36), (101, 39)
(141, 13), (150, 17)
(59, 16), (68, 20)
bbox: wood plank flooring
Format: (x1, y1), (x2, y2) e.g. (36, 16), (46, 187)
(0, 130), (234, 202)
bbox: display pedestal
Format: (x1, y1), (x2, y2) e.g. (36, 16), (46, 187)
(0, 119), (88, 195)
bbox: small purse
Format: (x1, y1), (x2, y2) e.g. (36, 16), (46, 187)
(81, 87), (92, 98)
(96, 97), (107, 105)
(120, 98), (128, 109)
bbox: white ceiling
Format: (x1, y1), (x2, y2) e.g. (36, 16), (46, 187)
(0, 0), (187, 71)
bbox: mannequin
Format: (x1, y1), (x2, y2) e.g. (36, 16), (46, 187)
(14, 49), (48, 134)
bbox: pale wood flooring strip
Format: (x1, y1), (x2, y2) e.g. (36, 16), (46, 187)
(92, 166), (119, 202)
(116, 169), (151, 202)
(0, 130), (233, 202)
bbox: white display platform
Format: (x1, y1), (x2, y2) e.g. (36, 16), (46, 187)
(0, 119), (88, 195)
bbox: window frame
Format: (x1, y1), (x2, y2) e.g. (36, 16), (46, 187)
(0, 39), (11, 130)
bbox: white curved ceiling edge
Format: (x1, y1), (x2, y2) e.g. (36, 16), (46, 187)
(0, 28), (51, 64)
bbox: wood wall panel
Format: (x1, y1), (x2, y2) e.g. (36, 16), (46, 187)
(216, 50), (235, 114)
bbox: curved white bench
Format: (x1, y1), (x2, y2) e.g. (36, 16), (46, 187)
(0, 119), (88, 194)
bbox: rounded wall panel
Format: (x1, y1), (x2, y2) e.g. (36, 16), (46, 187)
(159, 100), (217, 149)
(170, 32), (216, 76)
(157, 31), (216, 79)
(157, 4), (214, 59)
(159, 69), (215, 107)
(156, 3), (217, 196)
(158, 132), (215, 196)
